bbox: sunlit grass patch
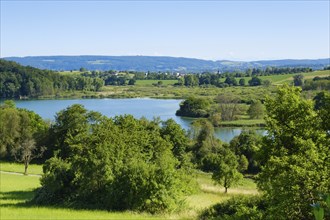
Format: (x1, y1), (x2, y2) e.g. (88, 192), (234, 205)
(0, 161), (43, 175)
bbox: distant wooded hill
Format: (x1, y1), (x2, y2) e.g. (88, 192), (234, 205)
(3, 56), (330, 72)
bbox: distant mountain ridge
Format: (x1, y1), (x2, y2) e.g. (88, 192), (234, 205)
(3, 56), (330, 72)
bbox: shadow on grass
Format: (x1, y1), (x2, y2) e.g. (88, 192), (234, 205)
(0, 190), (78, 211)
(0, 190), (34, 202)
(0, 189), (137, 213)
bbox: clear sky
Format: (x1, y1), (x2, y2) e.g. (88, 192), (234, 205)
(1, 0), (329, 61)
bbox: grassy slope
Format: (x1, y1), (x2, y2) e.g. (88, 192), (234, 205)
(0, 162), (258, 219)
(220, 70), (330, 85)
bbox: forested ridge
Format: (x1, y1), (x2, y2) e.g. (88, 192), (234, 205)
(4, 55), (330, 72)
(0, 60), (104, 98)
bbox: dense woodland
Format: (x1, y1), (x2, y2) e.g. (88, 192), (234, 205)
(0, 60), (104, 98)
(1, 86), (330, 219)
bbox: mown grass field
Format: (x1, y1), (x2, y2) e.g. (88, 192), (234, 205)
(0, 162), (258, 220)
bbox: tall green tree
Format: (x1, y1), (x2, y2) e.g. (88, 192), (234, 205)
(247, 100), (264, 119)
(211, 146), (243, 193)
(0, 102), (48, 174)
(229, 129), (262, 173)
(257, 85), (330, 219)
(160, 119), (190, 168)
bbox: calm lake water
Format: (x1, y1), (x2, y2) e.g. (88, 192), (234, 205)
(7, 98), (264, 143)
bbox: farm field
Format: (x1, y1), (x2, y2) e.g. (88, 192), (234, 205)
(0, 162), (258, 220)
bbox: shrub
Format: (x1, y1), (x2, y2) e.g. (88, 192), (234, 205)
(199, 195), (266, 220)
(34, 106), (196, 213)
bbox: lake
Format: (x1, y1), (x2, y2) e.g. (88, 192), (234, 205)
(8, 98), (264, 143)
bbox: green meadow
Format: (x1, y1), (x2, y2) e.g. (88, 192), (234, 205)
(218, 70), (330, 85)
(0, 162), (258, 220)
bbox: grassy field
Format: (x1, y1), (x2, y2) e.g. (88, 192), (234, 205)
(135, 80), (178, 86)
(0, 162), (258, 219)
(58, 70), (82, 75)
(99, 84), (274, 100)
(219, 70), (330, 85)
(220, 118), (265, 127)
(0, 162), (43, 175)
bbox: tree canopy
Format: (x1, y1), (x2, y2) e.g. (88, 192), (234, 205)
(34, 105), (195, 213)
(257, 85), (330, 219)
(0, 60), (104, 98)
(176, 96), (210, 118)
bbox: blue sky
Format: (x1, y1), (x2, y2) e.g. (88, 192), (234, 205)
(1, 1), (329, 61)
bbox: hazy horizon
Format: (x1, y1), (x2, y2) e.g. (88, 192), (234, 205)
(1, 1), (329, 61)
(2, 54), (330, 63)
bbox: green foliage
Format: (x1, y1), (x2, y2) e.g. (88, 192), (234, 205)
(239, 78), (245, 86)
(160, 119), (191, 168)
(311, 193), (330, 220)
(45, 104), (103, 159)
(229, 130), (262, 174)
(215, 94), (241, 121)
(293, 74), (304, 86)
(257, 85), (330, 219)
(35, 106), (195, 213)
(248, 76), (262, 86)
(0, 103), (48, 171)
(191, 119), (219, 164)
(303, 77), (330, 91)
(211, 146), (243, 193)
(184, 74), (199, 87)
(208, 107), (222, 127)
(199, 195), (266, 220)
(313, 91), (330, 132)
(190, 119), (242, 192)
(128, 78), (136, 85)
(247, 100), (264, 119)
(224, 76), (238, 86)
(0, 60), (104, 98)
(176, 96), (211, 118)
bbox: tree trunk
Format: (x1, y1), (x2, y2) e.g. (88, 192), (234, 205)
(224, 177), (228, 193)
(24, 161), (28, 175)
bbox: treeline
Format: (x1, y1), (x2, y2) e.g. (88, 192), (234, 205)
(176, 95), (264, 125)
(303, 75), (330, 91)
(180, 74), (267, 87)
(82, 66), (313, 88)
(0, 60), (104, 98)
